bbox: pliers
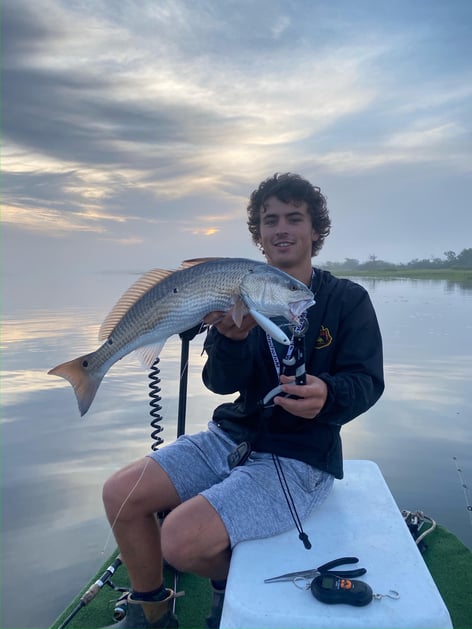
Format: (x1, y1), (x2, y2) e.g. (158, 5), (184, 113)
(264, 556), (367, 588)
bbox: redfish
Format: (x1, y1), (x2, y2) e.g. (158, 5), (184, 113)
(48, 258), (314, 416)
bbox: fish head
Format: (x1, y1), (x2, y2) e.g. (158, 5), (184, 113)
(239, 265), (315, 322)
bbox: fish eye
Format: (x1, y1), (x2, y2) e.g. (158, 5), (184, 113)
(290, 284), (297, 291)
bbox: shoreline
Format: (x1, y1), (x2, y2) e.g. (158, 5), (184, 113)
(325, 268), (472, 281)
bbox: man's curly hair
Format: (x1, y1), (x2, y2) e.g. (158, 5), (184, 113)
(247, 173), (331, 257)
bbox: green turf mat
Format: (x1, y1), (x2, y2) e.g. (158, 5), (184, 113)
(50, 551), (210, 629)
(52, 526), (472, 629)
(423, 525), (472, 629)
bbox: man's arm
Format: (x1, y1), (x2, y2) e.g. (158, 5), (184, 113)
(275, 290), (384, 424)
(202, 311), (257, 395)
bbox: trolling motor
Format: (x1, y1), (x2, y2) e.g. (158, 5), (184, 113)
(111, 323), (208, 622)
(59, 324), (207, 628)
(145, 322), (208, 619)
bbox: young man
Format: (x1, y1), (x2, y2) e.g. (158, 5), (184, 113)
(102, 173), (384, 628)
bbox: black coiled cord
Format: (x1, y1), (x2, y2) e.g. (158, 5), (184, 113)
(148, 323), (207, 450)
(149, 358), (164, 450)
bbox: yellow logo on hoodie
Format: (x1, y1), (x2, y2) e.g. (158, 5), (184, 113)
(315, 325), (332, 349)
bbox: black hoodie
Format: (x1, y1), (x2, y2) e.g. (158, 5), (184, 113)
(202, 269), (384, 479)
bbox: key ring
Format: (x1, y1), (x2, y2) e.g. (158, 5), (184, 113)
(373, 590), (400, 600)
(293, 576), (311, 591)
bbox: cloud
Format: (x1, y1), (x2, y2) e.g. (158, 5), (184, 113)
(2, 1), (380, 162)
(2, 0), (471, 268)
(188, 228), (220, 236)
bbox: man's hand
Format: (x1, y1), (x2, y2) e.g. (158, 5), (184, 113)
(204, 310), (257, 340)
(273, 374), (328, 420)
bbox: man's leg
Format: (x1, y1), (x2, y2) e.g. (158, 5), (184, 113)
(161, 496), (231, 629)
(161, 495), (231, 580)
(102, 455), (231, 628)
(102, 456), (181, 592)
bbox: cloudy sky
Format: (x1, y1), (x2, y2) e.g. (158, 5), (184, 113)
(2, 0), (472, 291)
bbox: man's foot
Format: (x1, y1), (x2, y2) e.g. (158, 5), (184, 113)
(103, 589), (179, 628)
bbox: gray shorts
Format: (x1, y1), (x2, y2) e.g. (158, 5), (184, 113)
(148, 422), (334, 547)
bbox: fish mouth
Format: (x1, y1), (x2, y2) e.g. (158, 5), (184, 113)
(288, 298), (315, 321)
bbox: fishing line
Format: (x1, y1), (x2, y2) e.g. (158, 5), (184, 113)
(101, 457), (152, 555)
(101, 330), (202, 555)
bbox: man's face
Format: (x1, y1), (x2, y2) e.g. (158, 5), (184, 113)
(258, 196), (319, 272)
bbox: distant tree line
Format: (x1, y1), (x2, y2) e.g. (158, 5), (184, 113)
(321, 248), (472, 271)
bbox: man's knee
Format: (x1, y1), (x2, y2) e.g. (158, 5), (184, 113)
(102, 458), (153, 521)
(102, 468), (135, 522)
(160, 498), (230, 572)
(102, 457), (180, 522)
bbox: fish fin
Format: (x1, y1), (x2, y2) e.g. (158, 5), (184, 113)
(133, 341), (166, 369)
(99, 269), (174, 341)
(179, 257), (226, 269)
(48, 356), (103, 416)
(231, 296), (249, 327)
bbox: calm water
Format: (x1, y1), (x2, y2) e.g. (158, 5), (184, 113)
(2, 273), (472, 629)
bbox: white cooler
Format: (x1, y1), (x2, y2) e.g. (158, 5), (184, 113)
(220, 460), (452, 629)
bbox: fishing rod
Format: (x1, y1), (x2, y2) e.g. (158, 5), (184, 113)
(453, 456), (472, 528)
(58, 555), (124, 629)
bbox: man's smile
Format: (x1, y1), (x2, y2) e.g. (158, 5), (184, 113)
(274, 241), (294, 248)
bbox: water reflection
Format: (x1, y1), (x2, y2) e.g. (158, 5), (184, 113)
(1, 276), (471, 629)
(355, 275), (472, 296)
(443, 278), (472, 294)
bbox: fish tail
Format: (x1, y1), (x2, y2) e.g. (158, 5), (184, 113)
(48, 355), (103, 416)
